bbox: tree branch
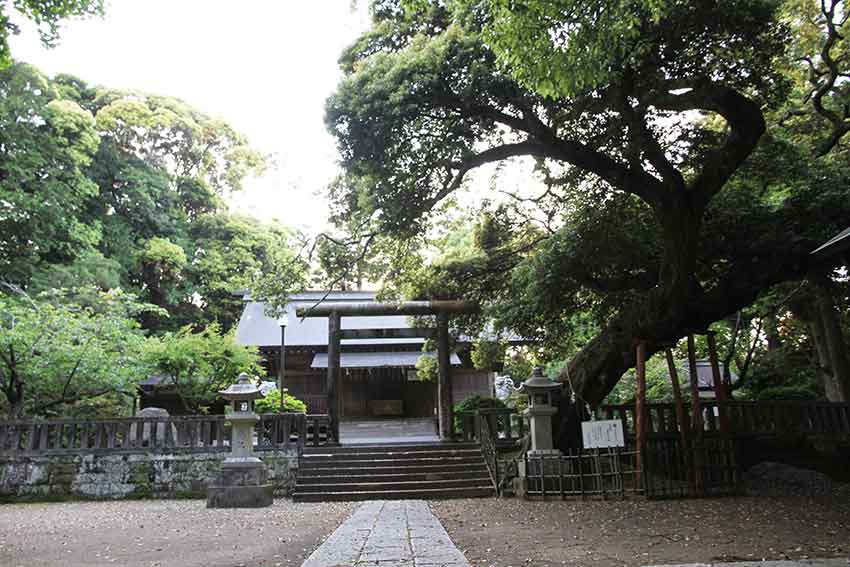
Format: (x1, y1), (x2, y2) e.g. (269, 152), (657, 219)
(33, 388), (116, 414)
(652, 83), (766, 205)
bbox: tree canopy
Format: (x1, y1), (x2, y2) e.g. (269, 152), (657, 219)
(1, 61), (301, 333)
(0, 287), (156, 418)
(325, 0), (850, 403)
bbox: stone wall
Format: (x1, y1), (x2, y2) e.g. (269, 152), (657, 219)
(0, 450), (299, 500)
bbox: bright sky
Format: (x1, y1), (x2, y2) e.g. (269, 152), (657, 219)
(10, 1), (371, 234)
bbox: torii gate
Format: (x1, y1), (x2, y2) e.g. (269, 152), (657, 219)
(295, 300), (478, 443)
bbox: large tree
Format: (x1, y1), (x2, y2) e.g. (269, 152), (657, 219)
(1, 62), (301, 333)
(0, 287), (154, 418)
(0, 63), (100, 283)
(325, 0), (850, 404)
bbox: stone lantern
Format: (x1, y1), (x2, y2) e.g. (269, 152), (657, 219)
(207, 373), (273, 508)
(519, 367), (561, 456)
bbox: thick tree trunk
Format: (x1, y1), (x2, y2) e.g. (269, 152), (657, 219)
(812, 275), (850, 402)
(563, 196), (703, 405)
(2, 362), (25, 418)
(562, 220), (821, 405)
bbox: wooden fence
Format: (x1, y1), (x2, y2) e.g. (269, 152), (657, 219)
(0, 413), (336, 456)
(520, 438), (739, 500)
(456, 408), (527, 448)
(597, 400), (850, 440)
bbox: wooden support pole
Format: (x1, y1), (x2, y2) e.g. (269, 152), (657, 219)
(635, 340), (648, 488)
(665, 348), (689, 450)
(279, 325), (286, 412)
(686, 335), (703, 437)
(686, 334), (704, 493)
(437, 312), (453, 441)
(706, 332), (730, 435)
(326, 311), (341, 444)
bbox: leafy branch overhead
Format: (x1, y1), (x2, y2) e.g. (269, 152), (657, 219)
(326, 0), (850, 404)
(0, 0), (104, 68)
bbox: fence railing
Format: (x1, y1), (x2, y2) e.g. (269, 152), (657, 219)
(477, 412), (500, 492)
(523, 447), (643, 500)
(597, 400), (850, 439)
(0, 413), (336, 456)
(299, 394), (329, 415)
(456, 408), (527, 448)
(523, 438), (739, 500)
(643, 438), (739, 499)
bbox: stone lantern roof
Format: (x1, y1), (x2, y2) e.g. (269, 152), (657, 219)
(519, 368), (560, 392)
(219, 373), (263, 401)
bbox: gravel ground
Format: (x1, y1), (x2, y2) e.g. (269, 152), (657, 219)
(431, 495), (850, 567)
(0, 498), (356, 567)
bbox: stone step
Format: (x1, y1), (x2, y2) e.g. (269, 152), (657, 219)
(299, 463), (489, 476)
(300, 456), (485, 470)
(298, 470), (489, 484)
(301, 449), (483, 462)
(295, 477), (492, 493)
(291, 485), (494, 502)
(302, 442), (479, 455)
(294, 442), (494, 501)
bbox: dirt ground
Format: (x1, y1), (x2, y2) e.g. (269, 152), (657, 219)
(431, 494), (850, 567)
(0, 499), (356, 567)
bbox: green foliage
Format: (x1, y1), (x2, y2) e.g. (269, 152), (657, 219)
(471, 339), (505, 371)
(503, 348), (535, 383)
(0, 63), (100, 283)
(143, 324), (261, 413)
(453, 393), (507, 431)
(188, 214), (303, 330)
(603, 355), (688, 405)
(29, 250), (122, 292)
(737, 348), (822, 401)
(483, 0), (668, 97)
(254, 388), (308, 414)
(0, 61), (296, 333)
(414, 354), (439, 382)
(504, 389), (529, 415)
(326, 0), (850, 404)
(0, 0), (104, 68)
(0, 287), (156, 418)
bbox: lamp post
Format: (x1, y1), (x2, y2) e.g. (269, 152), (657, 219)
(206, 373), (273, 508)
(278, 311), (289, 412)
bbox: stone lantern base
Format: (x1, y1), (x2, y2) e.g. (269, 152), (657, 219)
(206, 458), (273, 508)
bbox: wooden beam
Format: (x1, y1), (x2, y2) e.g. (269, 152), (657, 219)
(339, 328), (436, 340)
(296, 300), (478, 318)
(437, 312), (453, 441)
(326, 311), (341, 443)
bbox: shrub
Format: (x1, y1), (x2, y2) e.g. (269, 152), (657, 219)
(414, 354), (439, 381)
(254, 388), (308, 414)
(453, 394), (506, 432)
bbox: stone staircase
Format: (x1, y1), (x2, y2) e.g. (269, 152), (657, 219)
(292, 442), (495, 501)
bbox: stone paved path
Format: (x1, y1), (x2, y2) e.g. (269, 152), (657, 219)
(301, 500), (470, 567)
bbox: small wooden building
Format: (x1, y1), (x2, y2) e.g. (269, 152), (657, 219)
(233, 291), (495, 421)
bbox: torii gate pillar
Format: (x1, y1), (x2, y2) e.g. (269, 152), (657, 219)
(436, 312), (453, 441)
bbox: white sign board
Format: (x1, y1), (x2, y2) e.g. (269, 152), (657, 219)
(581, 420), (625, 449)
